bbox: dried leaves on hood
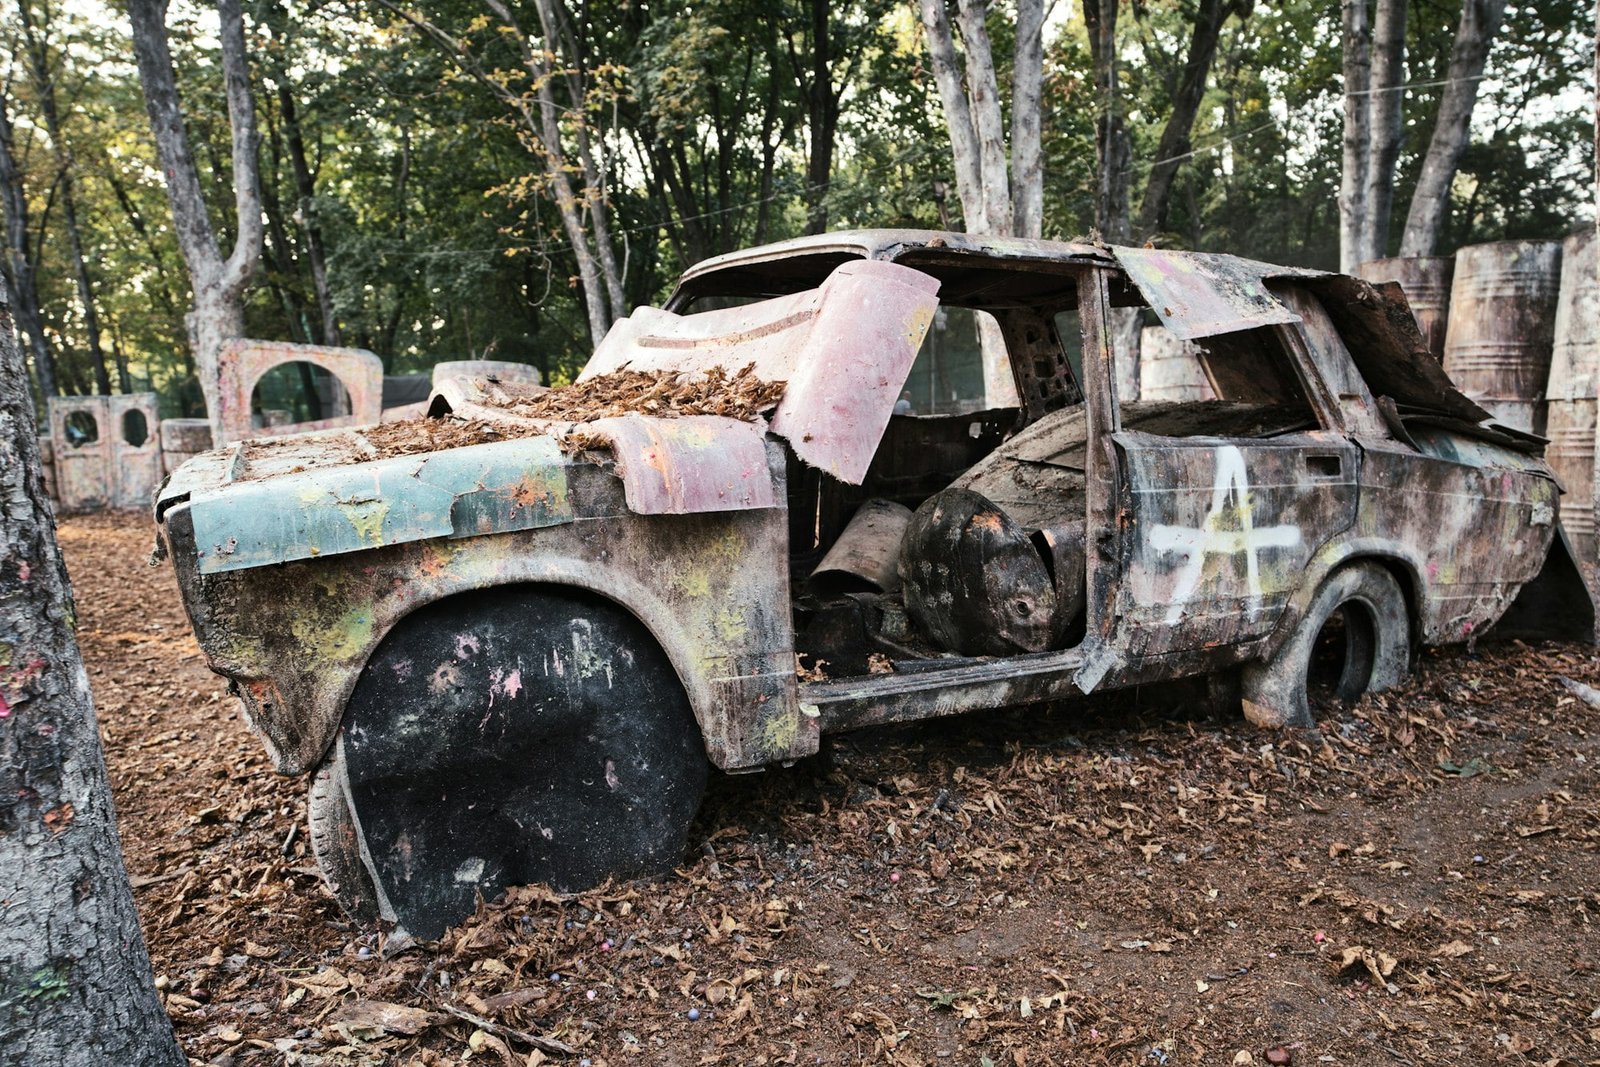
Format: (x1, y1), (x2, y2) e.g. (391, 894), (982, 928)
(501, 365), (786, 424)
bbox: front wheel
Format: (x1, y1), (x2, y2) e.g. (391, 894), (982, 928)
(1240, 563), (1411, 727)
(310, 586), (708, 941)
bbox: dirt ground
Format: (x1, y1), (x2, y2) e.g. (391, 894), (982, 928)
(61, 509), (1600, 1067)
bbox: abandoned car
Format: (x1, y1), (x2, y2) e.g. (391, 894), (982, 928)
(154, 230), (1591, 939)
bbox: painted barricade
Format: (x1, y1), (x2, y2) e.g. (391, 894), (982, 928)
(1139, 325), (1216, 402)
(213, 339), (384, 447)
(47, 393), (164, 510)
(160, 418), (214, 474)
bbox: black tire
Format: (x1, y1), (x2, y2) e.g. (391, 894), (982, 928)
(307, 752), (381, 924)
(1240, 562), (1411, 727)
(326, 586), (708, 941)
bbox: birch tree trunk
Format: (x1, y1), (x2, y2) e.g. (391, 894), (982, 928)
(0, 91), (56, 400)
(386, 0), (627, 332)
(1011, 0), (1044, 240)
(0, 278), (186, 1067)
(953, 0), (1014, 235)
(1339, 0), (1371, 273)
(128, 0), (264, 423)
(919, 0), (985, 229)
(529, 0), (628, 320)
(918, 0), (1033, 407)
(1359, 0), (1406, 265)
(1398, 0), (1508, 256)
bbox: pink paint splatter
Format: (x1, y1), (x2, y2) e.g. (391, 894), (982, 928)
(16, 561), (28, 582)
(0, 691), (10, 719)
(500, 669), (522, 700)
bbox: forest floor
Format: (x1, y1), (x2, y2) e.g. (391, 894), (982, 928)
(63, 509), (1600, 1067)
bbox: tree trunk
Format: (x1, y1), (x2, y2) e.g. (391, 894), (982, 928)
(919, 0), (985, 228)
(276, 82), (340, 346)
(458, 0), (614, 343)
(1083, 0), (1130, 243)
(1339, 0), (1371, 273)
(1135, 0), (1236, 241)
(128, 0), (264, 421)
(754, 53), (784, 246)
(1010, 0), (1044, 239)
(792, 0), (842, 235)
(0, 277), (186, 1067)
(531, 0), (627, 320)
(918, 0), (1022, 406)
(105, 170), (182, 323)
(0, 91), (57, 400)
(954, 0), (1013, 235)
(1359, 0), (1406, 264)
(17, 0), (112, 395)
(1398, 0), (1507, 256)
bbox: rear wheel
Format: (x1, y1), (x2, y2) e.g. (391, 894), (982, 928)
(309, 586), (708, 940)
(1240, 563), (1411, 727)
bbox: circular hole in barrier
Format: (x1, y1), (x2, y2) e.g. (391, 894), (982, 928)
(64, 410), (99, 446)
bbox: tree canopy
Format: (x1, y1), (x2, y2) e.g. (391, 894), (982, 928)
(0, 0), (1591, 416)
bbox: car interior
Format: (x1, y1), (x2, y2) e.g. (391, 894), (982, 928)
(673, 250), (1340, 680)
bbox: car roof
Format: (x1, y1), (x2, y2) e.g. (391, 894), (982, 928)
(676, 229), (1116, 286)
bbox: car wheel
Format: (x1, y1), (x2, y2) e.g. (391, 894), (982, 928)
(1240, 562), (1411, 727)
(319, 586), (709, 941)
(307, 752), (382, 925)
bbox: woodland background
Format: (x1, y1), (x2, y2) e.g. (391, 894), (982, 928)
(1, 0), (1593, 417)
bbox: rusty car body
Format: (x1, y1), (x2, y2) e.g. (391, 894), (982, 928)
(155, 230), (1591, 940)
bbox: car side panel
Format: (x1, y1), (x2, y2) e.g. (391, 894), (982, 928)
(1111, 431), (1360, 658)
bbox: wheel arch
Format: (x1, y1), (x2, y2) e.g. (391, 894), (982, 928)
(313, 566), (728, 775)
(1258, 539), (1427, 663)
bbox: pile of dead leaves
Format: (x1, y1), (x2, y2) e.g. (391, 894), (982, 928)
(359, 415), (551, 460)
(502, 365), (786, 424)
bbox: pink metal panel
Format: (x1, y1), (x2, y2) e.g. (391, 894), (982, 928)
(580, 261), (940, 485)
(1115, 248), (1320, 340)
(581, 414), (776, 514)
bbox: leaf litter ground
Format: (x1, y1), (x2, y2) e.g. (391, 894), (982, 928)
(64, 510), (1600, 1066)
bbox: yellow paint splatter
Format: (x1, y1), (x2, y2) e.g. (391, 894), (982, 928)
(714, 606), (749, 644)
(291, 604), (374, 663)
(343, 498), (390, 548)
(676, 567), (712, 598)
(761, 706), (798, 755)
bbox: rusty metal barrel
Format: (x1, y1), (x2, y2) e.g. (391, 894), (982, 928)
(1544, 229), (1600, 564)
(1139, 325), (1216, 402)
(1357, 256), (1454, 360)
(1442, 240), (1563, 433)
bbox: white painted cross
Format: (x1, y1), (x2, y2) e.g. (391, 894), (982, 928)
(1148, 445), (1301, 623)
